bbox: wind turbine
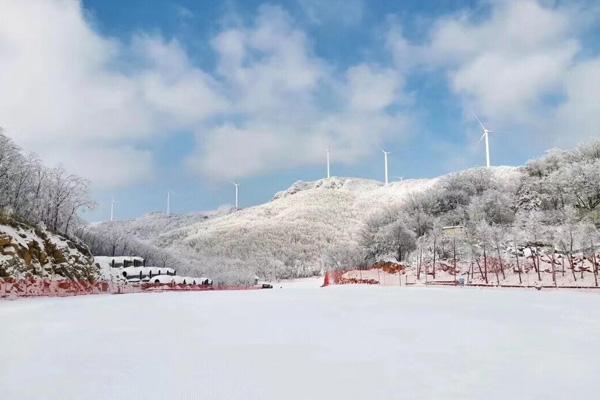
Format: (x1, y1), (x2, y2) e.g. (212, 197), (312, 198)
(326, 147), (331, 179)
(382, 149), (390, 185)
(110, 197), (118, 222)
(166, 191), (171, 216)
(232, 182), (239, 210)
(474, 114), (492, 168)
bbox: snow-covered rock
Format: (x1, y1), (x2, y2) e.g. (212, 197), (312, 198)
(0, 217), (97, 281)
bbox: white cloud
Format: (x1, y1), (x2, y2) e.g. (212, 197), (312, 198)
(550, 58), (600, 145)
(174, 4), (194, 20)
(386, 23), (427, 73)
(189, 124), (317, 179)
(346, 64), (405, 111)
(426, 0), (580, 121)
(386, 0), (600, 167)
(0, 1), (408, 185)
(5, 0), (594, 190)
(0, 0), (226, 188)
(191, 111), (409, 180)
(189, 5), (411, 180)
(298, 0), (364, 27)
(386, 0), (599, 147)
(212, 6), (324, 116)
(47, 144), (154, 188)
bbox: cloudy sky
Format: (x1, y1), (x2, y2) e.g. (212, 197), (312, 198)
(1, 0), (599, 220)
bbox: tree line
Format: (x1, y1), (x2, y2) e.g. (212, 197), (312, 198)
(0, 131), (93, 235)
(343, 141), (600, 285)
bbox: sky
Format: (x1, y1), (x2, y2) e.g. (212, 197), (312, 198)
(0, 0), (599, 221)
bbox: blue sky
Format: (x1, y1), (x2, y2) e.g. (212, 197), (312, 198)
(1, 0), (599, 221)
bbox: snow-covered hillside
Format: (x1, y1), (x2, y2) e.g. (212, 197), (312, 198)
(88, 168), (520, 283)
(91, 209), (232, 242)
(0, 217), (97, 281)
(158, 177), (439, 278)
(163, 169), (518, 281)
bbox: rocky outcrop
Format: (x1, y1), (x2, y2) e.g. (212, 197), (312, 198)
(0, 216), (98, 281)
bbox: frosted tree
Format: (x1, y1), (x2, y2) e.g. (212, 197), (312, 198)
(0, 132), (94, 235)
(474, 221), (499, 285)
(323, 241), (363, 271)
(370, 218), (417, 263)
(402, 194), (435, 237)
(519, 211), (545, 282)
(509, 225), (524, 284)
(488, 223), (507, 281)
(553, 208), (579, 282)
(549, 159), (600, 215)
(578, 222), (599, 286)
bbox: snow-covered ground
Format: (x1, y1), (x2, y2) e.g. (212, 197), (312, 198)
(1, 284), (599, 399)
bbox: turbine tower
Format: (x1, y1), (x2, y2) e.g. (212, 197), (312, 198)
(474, 114), (492, 168)
(110, 197), (118, 222)
(326, 148), (331, 179)
(232, 182), (239, 210)
(382, 149), (390, 185)
(166, 191), (171, 216)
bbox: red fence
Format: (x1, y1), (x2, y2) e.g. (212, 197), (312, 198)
(322, 270), (378, 286)
(0, 278), (256, 299)
(322, 269), (600, 290)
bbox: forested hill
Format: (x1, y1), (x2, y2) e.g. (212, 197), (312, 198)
(82, 140), (600, 285)
(84, 169), (511, 282)
(157, 169), (520, 282)
(0, 132), (97, 281)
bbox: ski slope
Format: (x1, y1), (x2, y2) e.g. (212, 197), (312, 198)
(1, 284), (599, 399)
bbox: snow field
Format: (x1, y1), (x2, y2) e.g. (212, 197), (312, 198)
(1, 283), (600, 399)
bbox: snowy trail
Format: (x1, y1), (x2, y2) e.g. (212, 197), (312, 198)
(1, 285), (600, 399)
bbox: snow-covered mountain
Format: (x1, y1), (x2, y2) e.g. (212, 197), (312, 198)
(158, 177), (440, 280)
(92, 208), (233, 242)
(88, 168), (517, 282)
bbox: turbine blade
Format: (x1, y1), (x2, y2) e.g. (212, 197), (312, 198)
(473, 113), (486, 130)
